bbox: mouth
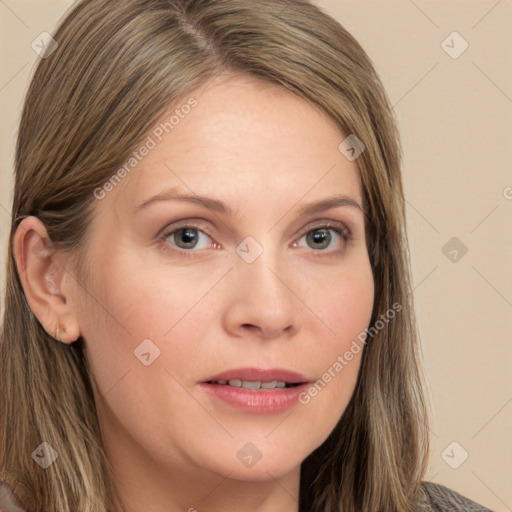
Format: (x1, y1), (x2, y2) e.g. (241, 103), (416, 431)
(205, 379), (303, 390)
(200, 368), (312, 414)
(202, 367), (310, 388)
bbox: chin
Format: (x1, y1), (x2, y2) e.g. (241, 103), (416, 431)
(223, 461), (301, 483)
(196, 444), (305, 482)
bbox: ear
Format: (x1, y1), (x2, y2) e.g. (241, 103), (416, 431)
(13, 216), (81, 344)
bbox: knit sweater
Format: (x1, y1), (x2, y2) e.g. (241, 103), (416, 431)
(417, 481), (493, 511)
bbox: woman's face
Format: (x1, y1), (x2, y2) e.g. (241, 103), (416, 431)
(72, 74), (374, 486)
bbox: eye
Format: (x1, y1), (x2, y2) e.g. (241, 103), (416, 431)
(163, 226), (214, 251)
(294, 223), (351, 251)
(159, 220), (351, 256)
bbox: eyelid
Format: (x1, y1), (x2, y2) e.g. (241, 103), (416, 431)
(159, 219), (215, 239)
(300, 219), (351, 238)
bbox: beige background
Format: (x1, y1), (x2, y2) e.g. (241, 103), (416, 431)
(1, 1), (511, 510)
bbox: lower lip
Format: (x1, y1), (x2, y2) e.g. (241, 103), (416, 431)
(200, 382), (310, 414)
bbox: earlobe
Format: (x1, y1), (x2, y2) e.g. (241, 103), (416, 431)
(13, 216), (81, 344)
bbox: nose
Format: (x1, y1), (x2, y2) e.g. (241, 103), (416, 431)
(222, 247), (299, 340)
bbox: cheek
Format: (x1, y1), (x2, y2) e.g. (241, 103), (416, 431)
(301, 259), (374, 415)
(316, 254), (375, 349)
(77, 251), (224, 392)
(85, 247), (212, 338)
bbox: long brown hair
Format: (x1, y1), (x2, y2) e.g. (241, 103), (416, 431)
(0, 1), (430, 510)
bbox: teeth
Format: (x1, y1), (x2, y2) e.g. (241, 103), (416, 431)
(214, 379), (291, 389)
(241, 380), (261, 390)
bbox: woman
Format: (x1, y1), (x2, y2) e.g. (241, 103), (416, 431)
(0, 0), (493, 511)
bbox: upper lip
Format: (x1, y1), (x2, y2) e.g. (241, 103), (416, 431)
(204, 367), (310, 384)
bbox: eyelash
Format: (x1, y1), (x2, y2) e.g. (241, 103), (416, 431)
(158, 220), (352, 258)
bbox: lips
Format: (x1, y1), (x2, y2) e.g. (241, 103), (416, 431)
(203, 367), (309, 386)
(200, 367), (312, 414)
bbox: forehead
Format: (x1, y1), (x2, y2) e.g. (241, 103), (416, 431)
(106, 74), (363, 215)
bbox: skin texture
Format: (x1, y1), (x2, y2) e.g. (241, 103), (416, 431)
(14, 74), (375, 512)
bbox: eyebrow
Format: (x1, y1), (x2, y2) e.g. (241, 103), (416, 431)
(135, 187), (366, 217)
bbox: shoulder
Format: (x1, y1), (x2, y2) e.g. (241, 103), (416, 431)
(419, 481), (493, 512)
